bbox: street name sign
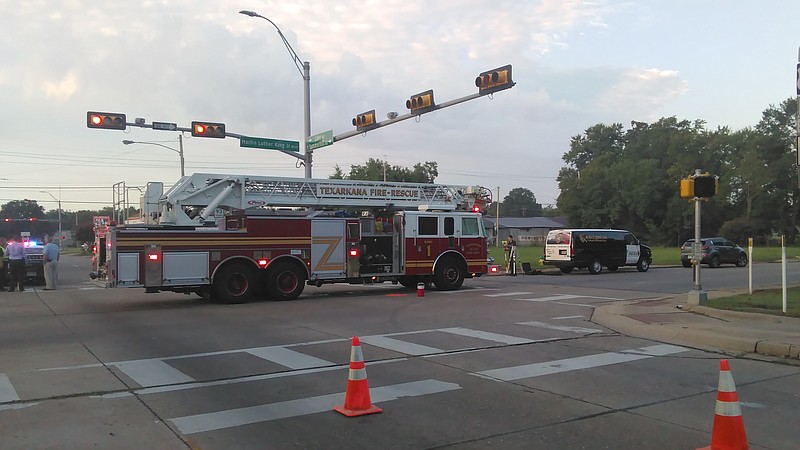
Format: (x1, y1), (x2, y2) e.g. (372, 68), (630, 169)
(240, 136), (300, 152)
(307, 130), (334, 150)
(152, 121), (178, 131)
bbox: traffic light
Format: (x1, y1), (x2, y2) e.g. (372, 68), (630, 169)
(352, 110), (376, 130)
(679, 173), (718, 199)
(693, 174), (718, 198)
(87, 111), (127, 130)
(406, 89), (435, 114)
(191, 121), (226, 138)
(475, 64), (515, 95)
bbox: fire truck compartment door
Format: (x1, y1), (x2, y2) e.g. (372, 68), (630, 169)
(311, 220), (346, 279)
(117, 253), (140, 286)
(162, 252), (210, 286)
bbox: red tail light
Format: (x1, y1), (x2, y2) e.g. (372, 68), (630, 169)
(148, 253), (159, 262)
(257, 258), (269, 267)
(349, 248), (360, 257)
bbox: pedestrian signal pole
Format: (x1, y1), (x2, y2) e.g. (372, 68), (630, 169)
(680, 169), (718, 306)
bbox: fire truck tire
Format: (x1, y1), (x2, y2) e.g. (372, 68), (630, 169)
(213, 262), (257, 304)
(433, 257), (465, 291)
(267, 262), (305, 301)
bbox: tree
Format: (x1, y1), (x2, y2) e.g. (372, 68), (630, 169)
(501, 188), (542, 217)
(331, 158), (439, 183)
(1, 199), (45, 219)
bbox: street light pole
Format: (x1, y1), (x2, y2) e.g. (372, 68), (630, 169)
(122, 136), (185, 177)
(41, 191), (62, 248)
(240, 10), (312, 178)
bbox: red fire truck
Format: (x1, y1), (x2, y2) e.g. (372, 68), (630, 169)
(92, 174), (491, 303)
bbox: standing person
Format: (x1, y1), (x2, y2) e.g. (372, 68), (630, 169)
(6, 235), (26, 292)
(42, 235), (60, 290)
(506, 235), (517, 276)
(0, 237), (7, 291)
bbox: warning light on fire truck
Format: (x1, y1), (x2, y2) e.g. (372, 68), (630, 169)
(352, 110), (376, 130)
(475, 64), (515, 95)
(86, 111), (127, 130)
(191, 121), (226, 138)
(406, 89), (435, 114)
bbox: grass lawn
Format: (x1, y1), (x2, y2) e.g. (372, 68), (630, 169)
(707, 288), (800, 318)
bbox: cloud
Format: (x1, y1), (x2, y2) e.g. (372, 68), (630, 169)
(42, 72), (78, 100)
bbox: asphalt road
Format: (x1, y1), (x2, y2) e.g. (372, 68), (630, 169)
(0, 255), (797, 449)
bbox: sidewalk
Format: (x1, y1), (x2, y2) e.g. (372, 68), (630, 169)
(592, 290), (800, 361)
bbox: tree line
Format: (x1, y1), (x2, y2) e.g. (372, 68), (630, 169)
(557, 98), (799, 246)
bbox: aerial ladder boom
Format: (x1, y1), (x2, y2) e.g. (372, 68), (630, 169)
(151, 173), (491, 225)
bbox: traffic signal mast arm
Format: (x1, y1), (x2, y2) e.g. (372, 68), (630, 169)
(153, 173), (491, 225)
(335, 91), (486, 143)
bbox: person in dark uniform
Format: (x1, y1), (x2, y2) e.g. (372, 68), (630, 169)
(506, 235), (517, 276)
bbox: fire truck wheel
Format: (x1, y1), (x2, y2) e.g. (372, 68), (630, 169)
(433, 257), (465, 291)
(213, 262), (257, 304)
(267, 261), (305, 301)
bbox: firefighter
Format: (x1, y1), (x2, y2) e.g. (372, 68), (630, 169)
(506, 235), (517, 276)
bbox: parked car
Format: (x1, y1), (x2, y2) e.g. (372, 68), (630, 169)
(680, 237), (748, 268)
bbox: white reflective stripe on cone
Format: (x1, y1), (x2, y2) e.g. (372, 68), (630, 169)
(348, 367), (368, 381)
(715, 400), (743, 417)
(718, 371), (736, 392)
(351, 346), (364, 363)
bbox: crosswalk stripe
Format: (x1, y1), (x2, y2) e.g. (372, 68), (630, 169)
(438, 327), (534, 345)
(114, 359), (194, 387)
(473, 344), (688, 381)
(360, 335), (442, 355)
(168, 379), (461, 434)
(517, 320), (604, 335)
(0, 373), (20, 402)
(246, 347), (334, 369)
(484, 291), (531, 297)
(515, 294), (585, 302)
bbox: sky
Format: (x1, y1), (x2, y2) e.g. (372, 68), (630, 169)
(1, 0), (799, 214)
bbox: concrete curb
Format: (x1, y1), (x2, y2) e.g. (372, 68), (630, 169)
(592, 298), (800, 360)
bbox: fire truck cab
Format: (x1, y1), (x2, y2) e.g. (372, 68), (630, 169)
(95, 174), (491, 304)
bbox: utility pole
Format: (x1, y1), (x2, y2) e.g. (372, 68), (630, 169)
(496, 186), (501, 247)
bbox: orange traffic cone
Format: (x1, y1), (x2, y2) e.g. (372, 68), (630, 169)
(333, 336), (383, 417)
(697, 359), (749, 450)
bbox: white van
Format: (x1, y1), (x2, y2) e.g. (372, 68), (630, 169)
(543, 229), (652, 274)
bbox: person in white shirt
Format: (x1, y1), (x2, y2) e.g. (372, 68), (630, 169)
(42, 235), (60, 290)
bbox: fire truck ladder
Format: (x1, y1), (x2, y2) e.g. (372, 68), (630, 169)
(156, 173), (491, 225)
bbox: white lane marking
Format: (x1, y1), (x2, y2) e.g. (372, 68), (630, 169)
(484, 291), (532, 297)
(473, 344), (688, 381)
(246, 347), (334, 369)
(115, 360), (194, 387)
(439, 327), (534, 345)
(554, 302), (596, 308)
(517, 321), (604, 335)
(551, 315), (585, 320)
(516, 294), (584, 302)
(0, 374), (20, 402)
(359, 335), (442, 355)
(168, 379), (461, 434)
